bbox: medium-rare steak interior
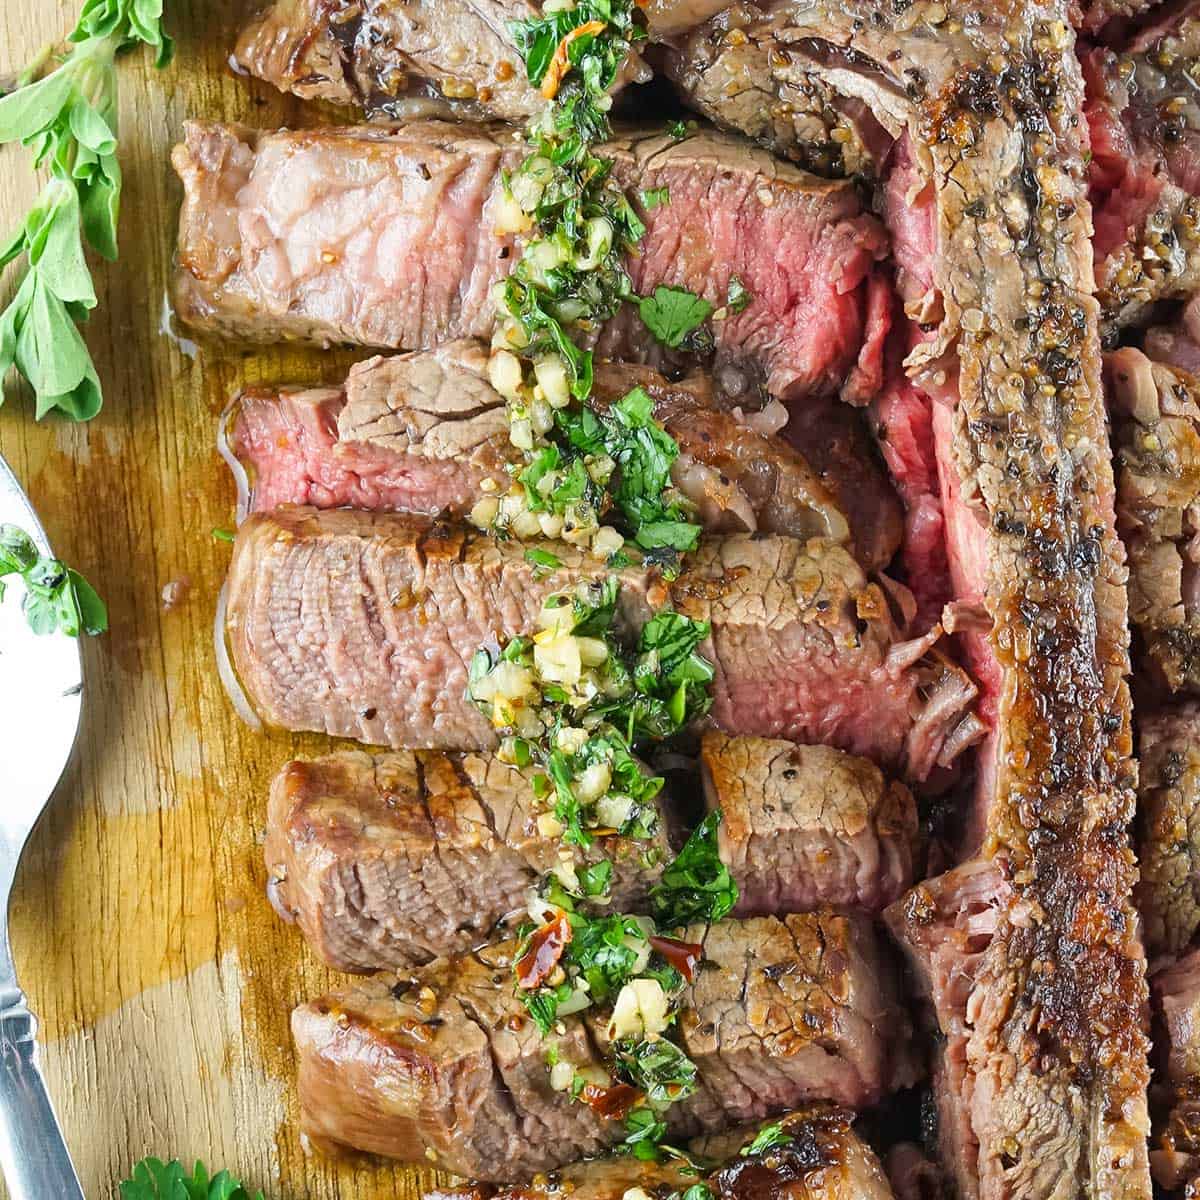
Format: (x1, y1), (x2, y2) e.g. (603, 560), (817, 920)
(184, 0), (1183, 1192)
(291, 913), (917, 1179)
(226, 340), (904, 570)
(224, 507), (979, 777)
(172, 120), (888, 401)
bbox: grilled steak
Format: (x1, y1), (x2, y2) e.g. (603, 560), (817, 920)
(226, 340), (903, 571)
(1151, 948), (1200, 1194)
(1136, 705), (1200, 964)
(699, 731), (917, 916)
(664, 9), (1151, 1192)
(1108, 349), (1200, 693)
(1083, 8), (1200, 333)
(291, 913), (918, 1178)
(264, 748), (670, 972)
(429, 1107), (897, 1200)
(224, 507), (979, 779)
(268, 736), (919, 971)
(884, 861), (1009, 1200)
(172, 120), (888, 401)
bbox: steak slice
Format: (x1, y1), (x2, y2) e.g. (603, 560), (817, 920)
(1107, 348), (1200, 693)
(172, 120), (888, 400)
(699, 731), (917, 916)
(1136, 705), (1200, 964)
(1083, 9), (1200, 333)
(226, 340), (903, 572)
(264, 748), (669, 972)
(675, 10), (1151, 1192)
(223, 507), (979, 779)
(1150, 948), (1200, 1193)
(268, 737), (919, 972)
(884, 861), (1010, 1200)
(291, 914), (918, 1178)
(428, 1107), (896, 1200)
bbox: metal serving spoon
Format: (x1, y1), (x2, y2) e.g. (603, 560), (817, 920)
(0, 454), (86, 1198)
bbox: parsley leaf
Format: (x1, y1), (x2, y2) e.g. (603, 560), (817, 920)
(613, 1036), (698, 1109)
(637, 286), (714, 350)
(525, 547), (564, 577)
(741, 1122), (794, 1157)
(641, 187), (670, 210)
(726, 275), (752, 315)
(0, 523), (106, 636)
(119, 1157), (264, 1200)
(650, 812), (738, 930)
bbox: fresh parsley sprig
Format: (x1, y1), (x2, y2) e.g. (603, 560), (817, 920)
(0, 0), (172, 420)
(120, 1157), (264, 1200)
(650, 812), (738, 930)
(0, 523), (106, 636)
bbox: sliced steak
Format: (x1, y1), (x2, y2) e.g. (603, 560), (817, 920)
(291, 913), (918, 1178)
(172, 120), (888, 401)
(264, 748), (669, 972)
(699, 731), (917, 916)
(884, 861), (1010, 1200)
(1151, 948), (1200, 1193)
(226, 341), (903, 571)
(224, 507), (979, 780)
(1108, 348), (1200, 693)
(1136, 705), (1200, 964)
(429, 1107), (897, 1200)
(1083, 8), (1200, 333)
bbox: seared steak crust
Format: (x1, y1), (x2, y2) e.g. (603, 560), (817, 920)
(172, 120), (887, 400)
(265, 748), (668, 972)
(1108, 349), (1200, 693)
(699, 731), (917, 916)
(1151, 949), (1200, 1194)
(225, 507), (977, 778)
(671, 4), (1150, 1195)
(227, 340), (904, 571)
(291, 914), (917, 1179)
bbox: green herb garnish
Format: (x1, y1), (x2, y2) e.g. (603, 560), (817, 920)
(741, 1122), (794, 1157)
(119, 1157), (263, 1200)
(0, 523), (106, 637)
(211, 527), (236, 543)
(641, 187), (670, 210)
(726, 275), (752, 315)
(637, 286), (715, 351)
(0, 0), (172, 420)
(651, 812), (738, 930)
(612, 1036), (698, 1108)
(525, 547), (564, 577)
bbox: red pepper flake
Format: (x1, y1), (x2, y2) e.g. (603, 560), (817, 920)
(649, 935), (704, 982)
(515, 912), (573, 990)
(580, 1080), (642, 1120)
(541, 20), (606, 100)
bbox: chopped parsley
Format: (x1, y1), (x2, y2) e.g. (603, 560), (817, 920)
(741, 1122), (794, 1156)
(666, 119), (690, 141)
(651, 812), (738, 930)
(641, 186), (670, 210)
(637, 286), (715, 350)
(525, 547), (564, 577)
(726, 275), (752, 315)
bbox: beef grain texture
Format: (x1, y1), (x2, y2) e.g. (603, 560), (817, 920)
(172, 121), (888, 400)
(699, 730), (918, 915)
(267, 737), (918, 971)
(264, 748), (670, 972)
(291, 914), (918, 1179)
(429, 1106), (897, 1200)
(227, 339), (904, 572)
(1083, 7), (1200, 333)
(1107, 349), (1200, 694)
(1151, 947), (1200, 1193)
(224, 507), (980, 780)
(1135, 705), (1200, 964)
(683, 4), (1151, 1196)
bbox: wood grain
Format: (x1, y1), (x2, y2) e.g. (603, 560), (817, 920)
(0, 5), (439, 1197)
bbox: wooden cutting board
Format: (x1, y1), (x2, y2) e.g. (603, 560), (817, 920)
(0, 5), (438, 1197)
